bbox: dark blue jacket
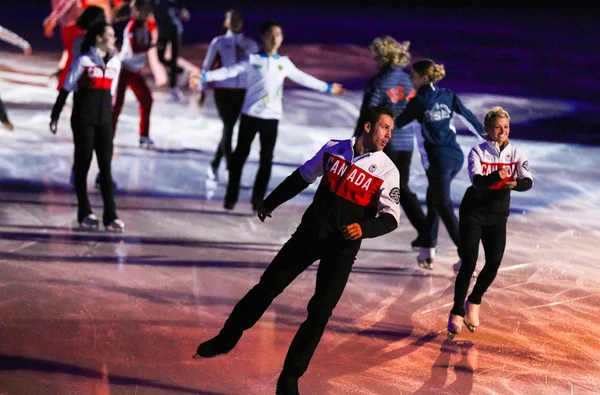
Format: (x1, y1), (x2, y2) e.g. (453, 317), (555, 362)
(355, 64), (416, 151)
(396, 83), (486, 167)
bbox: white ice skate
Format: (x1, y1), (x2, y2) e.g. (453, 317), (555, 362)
(417, 247), (435, 270)
(139, 136), (155, 150)
(105, 219), (125, 233)
(464, 301), (480, 332)
(79, 213), (99, 230)
(447, 313), (464, 339)
(453, 260), (478, 278)
(207, 165), (219, 182)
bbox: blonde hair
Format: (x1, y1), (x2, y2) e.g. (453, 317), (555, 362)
(484, 106), (511, 129)
(412, 59), (446, 83)
(370, 37), (411, 67)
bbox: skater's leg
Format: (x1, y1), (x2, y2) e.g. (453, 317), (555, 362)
(0, 95), (10, 124)
(212, 88), (245, 170)
(111, 68), (131, 139)
(468, 216), (507, 304)
(392, 150), (427, 239)
(252, 118), (279, 209)
(71, 121), (95, 222)
(423, 182), (440, 248)
(128, 70), (153, 138)
(451, 211), (483, 317)
(426, 162), (462, 250)
(279, 246), (356, 383)
(224, 115), (258, 207)
(94, 123), (118, 225)
(197, 230), (320, 355)
(167, 32), (181, 88)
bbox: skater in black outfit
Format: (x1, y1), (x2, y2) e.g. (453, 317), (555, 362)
(54, 22), (125, 232)
(447, 107), (533, 338)
(153, 0), (189, 100)
(200, 9), (259, 180)
(194, 106), (401, 395)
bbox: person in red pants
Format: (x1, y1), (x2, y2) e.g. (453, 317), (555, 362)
(112, 0), (156, 148)
(43, 0), (85, 89)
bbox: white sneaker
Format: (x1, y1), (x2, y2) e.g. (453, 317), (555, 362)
(447, 313), (463, 339)
(106, 219), (125, 233)
(464, 301), (480, 332)
(417, 247), (435, 270)
(453, 260), (478, 277)
(79, 213), (99, 229)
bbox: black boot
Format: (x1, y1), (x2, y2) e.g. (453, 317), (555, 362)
(194, 332), (239, 358)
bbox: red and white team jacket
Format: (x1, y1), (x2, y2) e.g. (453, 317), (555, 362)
(201, 31), (259, 89)
(119, 18), (157, 72)
(63, 48), (121, 124)
(461, 140), (533, 215)
(264, 138), (401, 240)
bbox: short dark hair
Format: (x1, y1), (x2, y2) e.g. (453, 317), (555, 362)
(81, 22), (111, 54)
(360, 106), (394, 132)
(259, 20), (282, 35)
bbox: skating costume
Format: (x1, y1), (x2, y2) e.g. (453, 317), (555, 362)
(202, 31), (259, 171)
(451, 140), (532, 317)
(355, 64), (426, 241)
(60, 47), (121, 226)
(112, 17), (157, 142)
(48, 0), (85, 90)
(396, 83), (486, 250)
(153, 0), (185, 88)
(0, 25), (32, 128)
(203, 138), (400, 388)
(201, 51), (335, 209)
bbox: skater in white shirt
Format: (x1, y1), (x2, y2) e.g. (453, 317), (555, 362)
(200, 9), (259, 180)
(192, 20), (345, 211)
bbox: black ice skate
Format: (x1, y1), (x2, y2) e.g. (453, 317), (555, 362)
(193, 333), (237, 359)
(417, 247), (435, 270)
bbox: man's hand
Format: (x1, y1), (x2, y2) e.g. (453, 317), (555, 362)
(342, 223), (362, 240)
(189, 73), (201, 91)
(330, 83), (346, 95)
(180, 8), (190, 21)
(23, 45), (32, 55)
(49, 120), (57, 134)
(256, 204), (272, 222)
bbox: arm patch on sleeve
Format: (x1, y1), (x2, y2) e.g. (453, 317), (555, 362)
(389, 187), (400, 204)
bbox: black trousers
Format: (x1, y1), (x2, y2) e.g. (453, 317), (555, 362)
(217, 227), (358, 379)
(386, 150), (427, 239)
(225, 114), (279, 208)
(71, 121), (117, 225)
(211, 88), (246, 170)
(451, 210), (507, 317)
(156, 26), (182, 88)
(0, 95), (9, 123)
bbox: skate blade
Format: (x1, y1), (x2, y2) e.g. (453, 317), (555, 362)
(447, 331), (457, 340)
(105, 226), (125, 233)
(139, 143), (155, 150)
(79, 224), (99, 231)
(192, 353), (202, 359)
(417, 260), (433, 270)
(464, 320), (477, 333)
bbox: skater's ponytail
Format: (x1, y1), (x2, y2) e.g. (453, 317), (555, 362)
(370, 37), (411, 67)
(412, 59), (446, 83)
(81, 22), (110, 54)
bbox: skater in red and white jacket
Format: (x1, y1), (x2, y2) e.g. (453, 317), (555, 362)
(57, 22), (125, 232)
(112, 0), (157, 148)
(447, 106), (533, 339)
(194, 106), (400, 395)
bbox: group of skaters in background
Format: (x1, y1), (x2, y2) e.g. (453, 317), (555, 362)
(0, 2), (533, 394)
